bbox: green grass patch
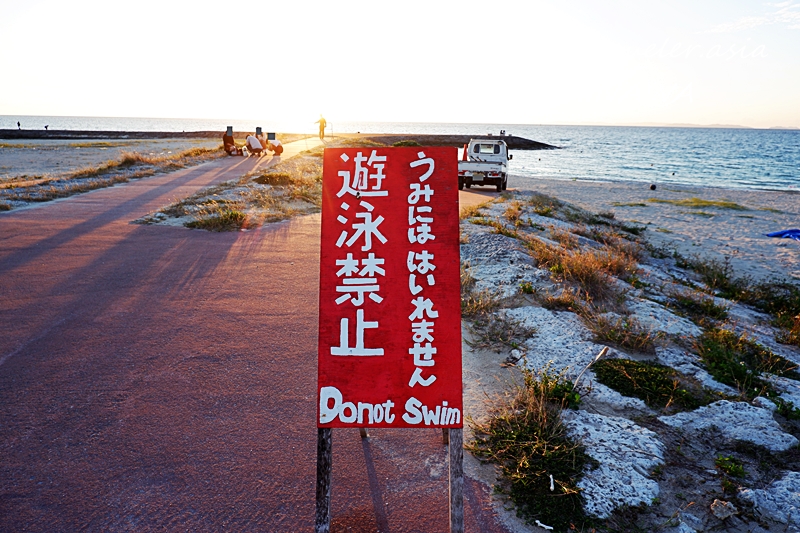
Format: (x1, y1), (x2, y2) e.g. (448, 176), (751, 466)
(679, 255), (800, 347)
(467, 367), (594, 531)
(715, 455), (746, 478)
(519, 281), (535, 294)
(695, 328), (800, 399)
(592, 358), (713, 411)
(647, 197), (748, 211)
(527, 192), (561, 217)
(611, 202), (647, 207)
(619, 223), (647, 235)
(667, 290), (729, 323)
(391, 139), (421, 147)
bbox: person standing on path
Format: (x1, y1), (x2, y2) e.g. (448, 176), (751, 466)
(315, 115), (327, 140)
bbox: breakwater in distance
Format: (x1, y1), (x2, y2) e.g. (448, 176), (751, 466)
(0, 130), (556, 151)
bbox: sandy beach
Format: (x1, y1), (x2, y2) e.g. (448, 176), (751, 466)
(516, 177), (800, 282)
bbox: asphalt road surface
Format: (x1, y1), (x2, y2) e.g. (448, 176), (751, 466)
(0, 151), (512, 532)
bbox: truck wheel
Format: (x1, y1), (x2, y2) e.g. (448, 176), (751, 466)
(501, 174), (508, 191)
(465, 179), (472, 189)
(496, 180), (502, 193)
(458, 176), (464, 190)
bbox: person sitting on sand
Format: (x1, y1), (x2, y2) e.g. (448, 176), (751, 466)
(268, 138), (284, 156)
(222, 128), (242, 156)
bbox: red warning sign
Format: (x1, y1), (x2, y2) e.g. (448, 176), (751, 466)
(317, 146), (462, 428)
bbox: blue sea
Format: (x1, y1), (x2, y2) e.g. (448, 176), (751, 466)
(3, 115), (799, 192)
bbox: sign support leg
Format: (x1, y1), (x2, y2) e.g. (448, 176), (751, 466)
(315, 428), (332, 533)
(448, 428), (464, 533)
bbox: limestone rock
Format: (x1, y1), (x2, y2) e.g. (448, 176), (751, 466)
(563, 410), (664, 518)
(739, 471), (800, 526)
(658, 400), (798, 452)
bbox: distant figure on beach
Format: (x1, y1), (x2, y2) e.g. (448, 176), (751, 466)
(17, 121), (20, 130)
(44, 125), (48, 131)
(315, 115), (327, 140)
(222, 127), (242, 156)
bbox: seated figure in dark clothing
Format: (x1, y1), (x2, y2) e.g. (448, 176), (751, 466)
(222, 127), (242, 155)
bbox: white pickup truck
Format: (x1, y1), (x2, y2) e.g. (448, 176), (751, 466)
(458, 139), (512, 192)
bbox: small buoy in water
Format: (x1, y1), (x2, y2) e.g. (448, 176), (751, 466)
(672, 172), (676, 175)
(650, 184), (657, 191)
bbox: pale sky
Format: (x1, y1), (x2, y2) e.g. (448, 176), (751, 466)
(1, 0), (799, 128)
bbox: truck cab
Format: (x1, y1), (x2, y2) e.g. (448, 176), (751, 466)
(458, 139), (512, 192)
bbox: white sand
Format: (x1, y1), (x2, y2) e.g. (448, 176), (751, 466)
(514, 177), (800, 281)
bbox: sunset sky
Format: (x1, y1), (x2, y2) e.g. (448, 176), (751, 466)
(1, 0), (798, 128)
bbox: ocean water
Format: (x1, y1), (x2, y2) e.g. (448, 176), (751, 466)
(2, 115), (798, 192)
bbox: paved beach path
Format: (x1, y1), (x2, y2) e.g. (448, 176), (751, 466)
(0, 138), (511, 532)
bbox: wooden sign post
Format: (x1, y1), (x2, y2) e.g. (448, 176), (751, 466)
(316, 146), (463, 532)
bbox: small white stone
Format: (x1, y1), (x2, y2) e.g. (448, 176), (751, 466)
(709, 499), (737, 519)
(752, 396), (778, 411)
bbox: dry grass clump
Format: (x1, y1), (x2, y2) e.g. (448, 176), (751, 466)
(461, 286), (501, 318)
(548, 226), (580, 250)
(777, 314), (800, 347)
(468, 367), (593, 531)
(584, 313), (661, 354)
(502, 200), (524, 225)
(459, 202), (490, 220)
(541, 287), (586, 313)
(2, 146), (223, 209)
(572, 224), (644, 260)
(185, 200), (249, 231)
(467, 312), (536, 351)
(527, 192), (562, 217)
(4, 170), (155, 202)
(71, 147), (219, 179)
(152, 150), (323, 230)
(524, 235), (639, 302)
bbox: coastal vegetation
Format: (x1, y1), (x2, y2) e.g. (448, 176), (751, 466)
(139, 137), (389, 230)
(467, 367), (594, 531)
(0, 146), (224, 207)
(460, 190), (800, 530)
(591, 358), (715, 411)
(646, 196), (749, 211)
